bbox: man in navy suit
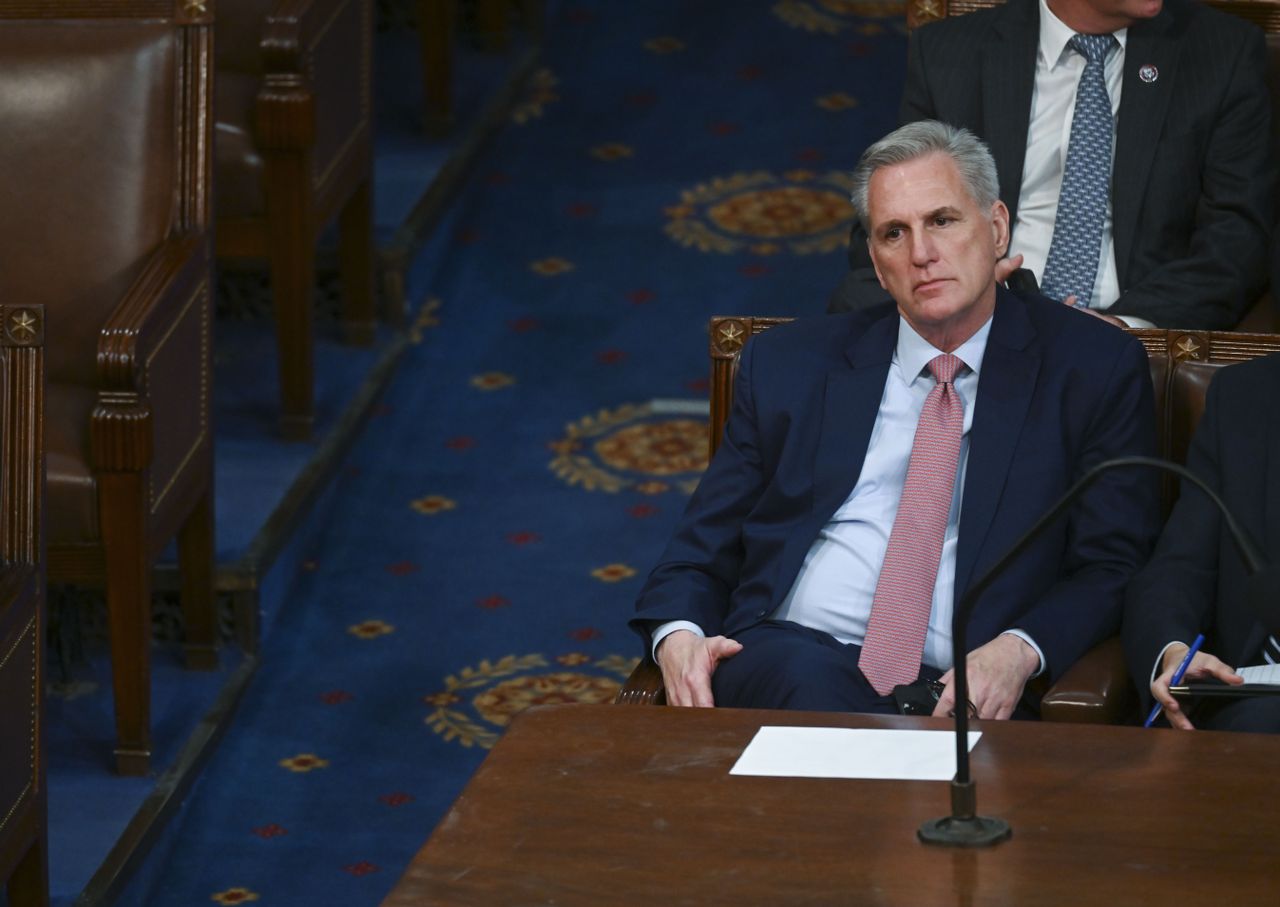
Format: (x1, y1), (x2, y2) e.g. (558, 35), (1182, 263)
(1123, 355), (1280, 733)
(829, 0), (1274, 330)
(632, 121), (1160, 718)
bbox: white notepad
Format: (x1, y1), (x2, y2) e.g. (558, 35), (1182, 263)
(729, 726), (982, 781)
(1236, 663), (1280, 684)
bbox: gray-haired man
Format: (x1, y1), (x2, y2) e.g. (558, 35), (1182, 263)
(632, 121), (1160, 717)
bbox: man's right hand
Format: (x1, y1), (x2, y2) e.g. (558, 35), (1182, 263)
(1151, 644), (1243, 730)
(655, 629), (743, 707)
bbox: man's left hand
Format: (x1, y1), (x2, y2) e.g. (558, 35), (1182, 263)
(931, 634), (1039, 721)
(1063, 295), (1126, 327)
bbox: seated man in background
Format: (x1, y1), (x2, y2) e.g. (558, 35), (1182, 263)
(631, 121), (1161, 719)
(828, 0), (1274, 330)
(1123, 354), (1280, 733)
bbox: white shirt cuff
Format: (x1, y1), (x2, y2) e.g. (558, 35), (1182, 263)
(1151, 640), (1188, 684)
(651, 620), (705, 661)
(1001, 629), (1045, 678)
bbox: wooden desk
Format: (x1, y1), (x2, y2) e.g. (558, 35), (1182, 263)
(383, 704), (1280, 905)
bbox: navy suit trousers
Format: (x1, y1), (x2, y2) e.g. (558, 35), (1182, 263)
(710, 621), (939, 713)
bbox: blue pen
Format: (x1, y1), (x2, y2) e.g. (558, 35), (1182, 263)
(1144, 632), (1206, 727)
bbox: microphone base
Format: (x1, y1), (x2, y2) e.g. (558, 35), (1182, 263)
(917, 815), (1012, 848)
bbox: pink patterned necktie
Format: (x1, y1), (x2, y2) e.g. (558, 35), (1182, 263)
(860, 353), (966, 696)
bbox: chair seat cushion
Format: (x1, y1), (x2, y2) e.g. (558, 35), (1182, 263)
(215, 70), (264, 221)
(46, 383), (98, 544)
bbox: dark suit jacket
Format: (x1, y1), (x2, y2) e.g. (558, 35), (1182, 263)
(633, 290), (1161, 683)
(1122, 354), (1280, 704)
(829, 0), (1274, 330)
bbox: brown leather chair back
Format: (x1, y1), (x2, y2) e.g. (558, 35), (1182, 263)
(0, 20), (181, 387)
(1166, 359), (1223, 467)
(1128, 327), (1280, 465)
(1147, 353), (1170, 447)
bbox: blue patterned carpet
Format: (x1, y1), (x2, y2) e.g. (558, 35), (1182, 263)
(120, 2), (904, 903)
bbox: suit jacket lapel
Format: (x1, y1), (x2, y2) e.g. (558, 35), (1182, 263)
(1113, 7), (1180, 286)
(811, 313), (897, 520)
(954, 290), (1041, 599)
(983, 0), (1039, 219)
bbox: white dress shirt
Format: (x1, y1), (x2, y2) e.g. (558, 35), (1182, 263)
(1010, 0), (1153, 328)
(653, 316), (1044, 676)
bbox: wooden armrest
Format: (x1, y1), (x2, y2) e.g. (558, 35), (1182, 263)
(1040, 636), (1137, 724)
(614, 660), (666, 706)
(92, 233), (209, 472)
(97, 234), (208, 391)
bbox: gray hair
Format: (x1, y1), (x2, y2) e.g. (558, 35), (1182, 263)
(850, 120), (1000, 232)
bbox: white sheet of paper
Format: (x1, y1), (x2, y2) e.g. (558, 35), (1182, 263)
(729, 726), (982, 781)
(1237, 663), (1280, 684)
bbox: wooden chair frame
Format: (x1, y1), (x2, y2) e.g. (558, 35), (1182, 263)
(6, 0), (219, 775)
(215, 0), (377, 439)
(1, 303), (47, 906)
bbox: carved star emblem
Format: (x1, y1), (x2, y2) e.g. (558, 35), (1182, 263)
(1173, 335), (1202, 360)
(717, 321), (746, 353)
(916, 0), (943, 21)
(8, 310), (37, 342)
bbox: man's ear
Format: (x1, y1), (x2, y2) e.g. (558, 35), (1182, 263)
(990, 200), (1011, 258)
(868, 238), (888, 290)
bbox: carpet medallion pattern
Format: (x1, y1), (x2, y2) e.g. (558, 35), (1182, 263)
(665, 169), (856, 255)
(424, 653), (637, 748)
(550, 403), (708, 494)
(119, 2), (905, 902)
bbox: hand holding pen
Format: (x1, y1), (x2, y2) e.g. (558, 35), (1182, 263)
(1145, 633), (1244, 729)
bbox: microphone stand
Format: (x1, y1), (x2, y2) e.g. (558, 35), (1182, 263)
(918, 455), (1267, 847)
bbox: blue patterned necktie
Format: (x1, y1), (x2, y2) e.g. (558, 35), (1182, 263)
(1039, 33), (1119, 306)
(1265, 634), (1280, 665)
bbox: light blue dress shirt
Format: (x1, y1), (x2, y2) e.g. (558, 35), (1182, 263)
(654, 315), (1045, 676)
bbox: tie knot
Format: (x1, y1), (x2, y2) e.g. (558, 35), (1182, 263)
(927, 353), (964, 385)
(1069, 32), (1117, 64)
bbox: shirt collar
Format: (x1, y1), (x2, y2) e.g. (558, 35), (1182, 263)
(895, 314), (993, 387)
(1038, 0), (1126, 69)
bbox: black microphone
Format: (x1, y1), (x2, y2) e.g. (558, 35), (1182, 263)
(918, 454), (1269, 847)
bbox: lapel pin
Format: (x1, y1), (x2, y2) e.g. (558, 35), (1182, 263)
(1139, 64), (1158, 84)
